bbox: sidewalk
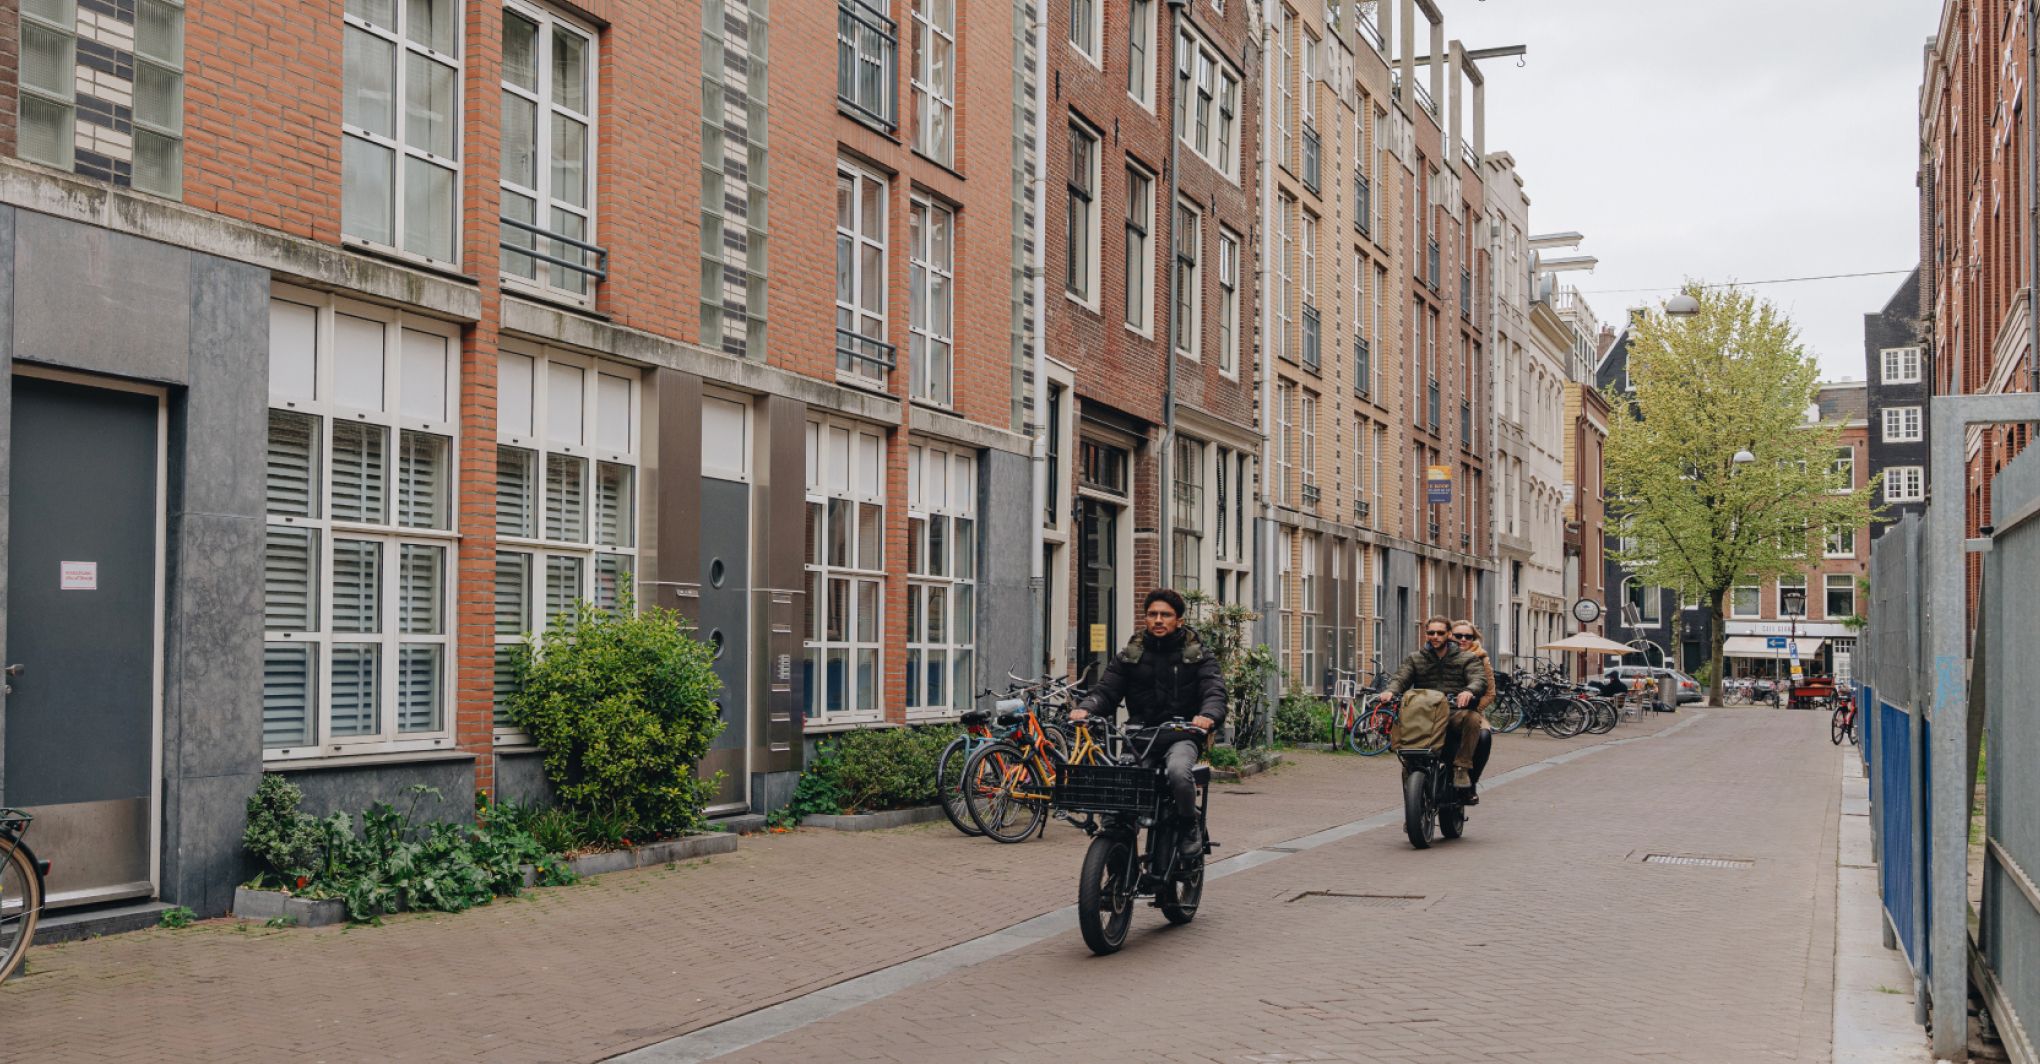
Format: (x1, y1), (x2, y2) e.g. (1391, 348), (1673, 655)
(1833, 744), (1936, 1063)
(0, 712), (1688, 1063)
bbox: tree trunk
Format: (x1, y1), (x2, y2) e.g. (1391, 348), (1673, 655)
(1708, 589), (1730, 706)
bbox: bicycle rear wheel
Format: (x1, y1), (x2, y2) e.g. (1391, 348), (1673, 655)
(1586, 699), (1617, 735)
(962, 742), (1047, 843)
(1544, 699), (1587, 738)
(1349, 710), (1393, 756)
(0, 838), (42, 983)
(935, 737), (984, 837)
(1485, 699), (1523, 734)
(1831, 706), (1850, 746)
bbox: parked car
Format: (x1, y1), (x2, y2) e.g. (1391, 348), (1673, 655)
(1599, 665), (1703, 706)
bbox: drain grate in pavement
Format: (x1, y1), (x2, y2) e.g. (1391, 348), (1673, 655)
(1287, 891), (1426, 907)
(1643, 853), (1754, 869)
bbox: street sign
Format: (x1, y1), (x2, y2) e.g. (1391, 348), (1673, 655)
(1571, 598), (1602, 624)
(1425, 464), (1453, 505)
(1766, 636), (1788, 650)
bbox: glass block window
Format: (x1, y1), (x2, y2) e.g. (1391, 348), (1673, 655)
(805, 418), (888, 723)
(906, 441), (977, 718)
(263, 289), (458, 758)
(493, 344), (641, 736)
(18, 0), (185, 197)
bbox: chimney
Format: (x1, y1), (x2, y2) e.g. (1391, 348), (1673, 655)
(1597, 325), (1618, 360)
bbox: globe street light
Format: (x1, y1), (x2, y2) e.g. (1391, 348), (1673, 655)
(1732, 449), (1757, 466)
(1665, 293), (1701, 317)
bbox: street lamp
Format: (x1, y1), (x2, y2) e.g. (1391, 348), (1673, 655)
(1665, 293), (1701, 317)
(1780, 584), (1807, 692)
(1732, 448), (1757, 466)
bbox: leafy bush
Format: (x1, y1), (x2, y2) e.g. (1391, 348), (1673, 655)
(1273, 694), (1334, 746)
(1206, 744), (1243, 769)
(1182, 591), (1279, 748)
(508, 596), (725, 838)
(480, 800), (633, 857)
(158, 906), (196, 929)
(771, 725), (960, 823)
(1691, 661), (1714, 692)
(242, 780), (575, 924)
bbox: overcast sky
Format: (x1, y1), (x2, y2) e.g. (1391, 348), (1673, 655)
(1441, 0), (1938, 381)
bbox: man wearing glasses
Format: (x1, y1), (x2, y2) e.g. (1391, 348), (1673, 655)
(1375, 617), (1491, 799)
(1071, 588), (1226, 859)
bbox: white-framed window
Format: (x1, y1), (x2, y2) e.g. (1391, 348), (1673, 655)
(805, 419), (889, 723)
(1622, 577), (1661, 624)
(1216, 69), (1238, 178)
(1275, 192), (1295, 360)
(1882, 346), (1922, 384)
(911, 0), (956, 163)
(1277, 527), (1294, 686)
(1125, 164), (1155, 332)
(342, 0), (461, 264)
(1832, 446), (1854, 491)
(906, 441), (977, 718)
(1217, 227), (1240, 377)
(1886, 465), (1925, 503)
(1299, 27), (1317, 129)
(263, 288), (460, 759)
(836, 159), (890, 386)
(1171, 436), (1204, 591)
(1275, 382), (1294, 506)
(1730, 581), (1760, 619)
(1300, 391), (1318, 499)
(1126, 0), (1154, 107)
(492, 344), (641, 739)
(1274, 7), (1292, 169)
(1882, 405), (1923, 443)
(1825, 523), (1855, 558)
(1777, 575), (1807, 617)
(838, 0), (898, 131)
(1826, 573), (1857, 619)
(500, 2), (597, 300)
(1066, 119), (1101, 306)
(1353, 415), (1370, 523)
(1174, 200), (1201, 358)
(1068, 0), (1099, 61)
(19, 0), (186, 196)
(1300, 532), (1320, 689)
(909, 194), (956, 406)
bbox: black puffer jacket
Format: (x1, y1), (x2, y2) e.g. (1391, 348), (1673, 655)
(1080, 627), (1228, 730)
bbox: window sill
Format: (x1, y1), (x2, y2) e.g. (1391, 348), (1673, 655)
(340, 235), (474, 286)
(909, 147), (964, 180)
(834, 372), (897, 399)
(836, 103), (901, 142)
(501, 281), (606, 320)
(264, 746), (478, 771)
(803, 717), (896, 735)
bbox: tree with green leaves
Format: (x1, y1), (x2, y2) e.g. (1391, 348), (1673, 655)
(1604, 286), (1879, 705)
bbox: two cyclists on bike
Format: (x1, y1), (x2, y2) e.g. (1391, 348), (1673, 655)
(1375, 617), (1492, 803)
(1069, 588), (1225, 860)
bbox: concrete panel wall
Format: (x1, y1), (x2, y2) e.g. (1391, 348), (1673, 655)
(280, 757), (478, 824)
(979, 450), (1033, 689)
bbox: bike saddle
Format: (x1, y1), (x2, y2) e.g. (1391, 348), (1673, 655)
(959, 710), (991, 726)
(1191, 763), (1212, 787)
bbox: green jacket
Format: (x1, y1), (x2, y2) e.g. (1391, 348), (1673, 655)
(1383, 644), (1489, 703)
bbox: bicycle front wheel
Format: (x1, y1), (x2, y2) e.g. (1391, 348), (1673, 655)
(1078, 834), (1136, 954)
(0, 838), (42, 983)
(1831, 706), (1851, 746)
(936, 737), (984, 837)
(1544, 699), (1587, 738)
(1485, 699), (1523, 734)
(1349, 710), (1394, 756)
(963, 742), (1047, 844)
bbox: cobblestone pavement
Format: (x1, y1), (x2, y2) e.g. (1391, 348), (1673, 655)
(692, 705), (1840, 1064)
(0, 708), (1811, 1064)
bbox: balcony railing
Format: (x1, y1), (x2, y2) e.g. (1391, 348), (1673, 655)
(1460, 268), (1473, 316)
(1427, 381), (1440, 431)
(1461, 140), (1480, 174)
(1460, 532), (1472, 552)
(1355, 2), (1384, 55)
(837, 0), (898, 132)
(1301, 480), (1321, 509)
(1352, 336), (1371, 398)
(836, 327), (896, 385)
(1414, 80), (1437, 119)
(1301, 304), (1321, 372)
(500, 215), (609, 282)
(1353, 498), (1371, 524)
(1460, 401), (1472, 449)
(1301, 123), (1321, 193)
(1427, 520), (1441, 542)
(1426, 240), (1441, 292)
(1354, 173), (1371, 236)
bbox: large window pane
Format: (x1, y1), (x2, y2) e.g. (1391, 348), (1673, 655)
(397, 431), (449, 529)
(596, 462), (634, 547)
(342, 136), (396, 246)
(496, 551), (530, 636)
(856, 502), (883, 570)
(403, 157), (455, 261)
(399, 543), (444, 634)
(398, 644), (441, 732)
(263, 645), (315, 747)
(330, 644), (382, 736)
(405, 0), (456, 54)
(266, 411), (321, 517)
(330, 421), (390, 524)
(594, 553), (630, 612)
(405, 51), (456, 156)
(544, 555), (582, 628)
(332, 539), (382, 633)
(344, 27), (395, 136)
(493, 644), (522, 729)
(497, 445), (538, 537)
(502, 9), (539, 90)
(265, 527), (320, 632)
(546, 452), (587, 541)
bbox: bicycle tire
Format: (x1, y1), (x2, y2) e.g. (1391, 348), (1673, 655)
(1349, 710), (1394, 756)
(1439, 801), (1465, 840)
(1544, 699), (1587, 739)
(1078, 834), (1136, 954)
(1586, 699), (1617, 735)
(1831, 706), (1851, 746)
(962, 742), (1046, 843)
(1403, 768), (1435, 849)
(0, 838), (42, 984)
(935, 736), (984, 837)
(1159, 858), (1203, 925)
(1485, 699), (1524, 734)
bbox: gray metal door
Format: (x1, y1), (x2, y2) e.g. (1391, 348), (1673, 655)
(699, 478), (750, 812)
(5, 374), (161, 906)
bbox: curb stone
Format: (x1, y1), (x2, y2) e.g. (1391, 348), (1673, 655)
(801, 806), (947, 831)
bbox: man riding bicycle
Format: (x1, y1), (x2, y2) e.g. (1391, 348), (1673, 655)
(1071, 588), (1225, 859)
(1375, 617), (1490, 801)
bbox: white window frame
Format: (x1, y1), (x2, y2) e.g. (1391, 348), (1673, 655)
(1124, 163), (1155, 333)
(1170, 436), (1205, 591)
(805, 417), (889, 725)
(911, 0), (956, 164)
(263, 286), (462, 762)
(1066, 119), (1102, 308)
(1832, 446), (1854, 492)
(1883, 405), (1923, 443)
(1068, 0), (1100, 63)
(1126, 0), (1155, 109)
(1886, 465), (1925, 503)
(1730, 582), (1760, 619)
(909, 193), (957, 407)
(1275, 192), (1295, 361)
(1300, 392), (1318, 497)
(499, 0), (599, 303)
(1826, 573), (1857, 620)
(836, 159), (890, 386)
(1276, 382), (1294, 507)
(1882, 346), (1922, 384)
(906, 440), (978, 720)
(1217, 227), (1240, 377)
(1777, 575), (1808, 618)
(492, 342), (643, 744)
(1825, 522), (1855, 559)
(1275, 7), (1293, 170)
(341, 0), (463, 266)
(1174, 199), (1201, 359)
(1300, 532), (1320, 689)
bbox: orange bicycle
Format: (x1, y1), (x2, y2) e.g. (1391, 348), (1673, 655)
(962, 689), (1113, 843)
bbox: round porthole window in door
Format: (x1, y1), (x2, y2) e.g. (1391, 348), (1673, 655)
(708, 629), (726, 659)
(710, 559), (727, 588)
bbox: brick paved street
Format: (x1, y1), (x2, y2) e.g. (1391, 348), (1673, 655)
(0, 708), (1851, 1064)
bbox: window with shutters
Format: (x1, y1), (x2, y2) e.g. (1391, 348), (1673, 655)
(806, 418), (888, 724)
(906, 441), (977, 719)
(492, 343), (641, 740)
(263, 289), (459, 759)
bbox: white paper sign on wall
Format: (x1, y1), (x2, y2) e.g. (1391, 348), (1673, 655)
(60, 561), (98, 591)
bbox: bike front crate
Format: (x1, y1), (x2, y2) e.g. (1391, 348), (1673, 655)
(1053, 763), (1159, 815)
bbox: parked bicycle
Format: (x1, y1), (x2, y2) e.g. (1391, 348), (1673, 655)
(1, 808), (47, 983)
(1831, 695), (1858, 746)
(1054, 720), (1214, 955)
(960, 677), (1106, 843)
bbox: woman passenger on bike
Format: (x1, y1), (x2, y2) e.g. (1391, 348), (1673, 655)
(1448, 620), (1497, 803)
(1069, 588), (1226, 859)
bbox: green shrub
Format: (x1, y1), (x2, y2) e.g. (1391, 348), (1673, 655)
(1273, 694), (1334, 745)
(508, 596), (725, 838)
(1182, 591), (1278, 748)
(771, 725), (960, 823)
(243, 774), (324, 886)
(1206, 744), (1242, 769)
(767, 763), (849, 828)
(158, 906), (196, 929)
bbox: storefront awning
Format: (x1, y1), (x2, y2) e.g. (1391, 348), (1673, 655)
(1722, 636), (1826, 659)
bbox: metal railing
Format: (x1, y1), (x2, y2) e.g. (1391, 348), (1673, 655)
(1355, 3), (1384, 55)
(500, 216), (608, 281)
(1301, 304), (1321, 372)
(1301, 481), (1321, 509)
(1414, 81), (1437, 119)
(1461, 140), (1481, 173)
(1353, 499), (1371, 524)
(835, 327), (896, 384)
(1301, 123), (1321, 193)
(836, 0), (898, 132)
